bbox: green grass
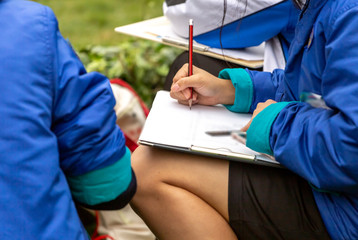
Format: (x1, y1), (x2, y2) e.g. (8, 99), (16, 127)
(33, 0), (164, 50)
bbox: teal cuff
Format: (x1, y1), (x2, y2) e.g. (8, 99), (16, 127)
(67, 147), (132, 206)
(247, 102), (292, 155)
(219, 68), (253, 113)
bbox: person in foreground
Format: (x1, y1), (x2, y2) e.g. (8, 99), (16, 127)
(0, 1), (136, 239)
(131, 0), (358, 239)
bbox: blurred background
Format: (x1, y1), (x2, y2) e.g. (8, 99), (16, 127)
(33, 0), (181, 105)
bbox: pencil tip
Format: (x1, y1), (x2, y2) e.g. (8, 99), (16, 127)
(188, 99), (192, 110)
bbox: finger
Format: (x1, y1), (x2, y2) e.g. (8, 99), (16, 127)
(172, 74), (203, 93)
(178, 99), (189, 106)
(266, 99), (277, 104)
(252, 109), (259, 118)
(177, 98), (199, 106)
(182, 88), (192, 99)
(173, 64), (189, 84)
(241, 118), (253, 132)
(256, 102), (264, 109)
(171, 83), (192, 99)
(192, 91), (198, 101)
(170, 88), (191, 102)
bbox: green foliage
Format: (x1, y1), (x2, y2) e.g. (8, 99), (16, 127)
(33, 0), (179, 106)
(33, 0), (164, 49)
(78, 40), (181, 106)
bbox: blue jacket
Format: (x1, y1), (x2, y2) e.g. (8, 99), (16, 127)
(0, 1), (135, 239)
(220, 0), (358, 239)
(164, 0), (300, 61)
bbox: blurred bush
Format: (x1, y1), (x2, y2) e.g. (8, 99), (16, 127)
(78, 40), (181, 106)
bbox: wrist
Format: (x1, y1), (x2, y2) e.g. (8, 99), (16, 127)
(219, 68), (253, 113)
(218, 79), (236, 105)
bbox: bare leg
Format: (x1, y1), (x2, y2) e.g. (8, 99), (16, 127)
(130, 146), (237, 240)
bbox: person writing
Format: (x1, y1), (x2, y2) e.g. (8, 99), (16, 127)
(0, 1), (136, 239)
(131, 0), (358, 239)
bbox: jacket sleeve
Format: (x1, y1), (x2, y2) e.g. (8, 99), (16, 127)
(218, 68), (288, 113)
(163, 0), (299, 48)
(247, 7), (358, 195)
(48, 9), (135, 209)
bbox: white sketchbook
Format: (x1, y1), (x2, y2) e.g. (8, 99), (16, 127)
(138, 91), (280, 167)
(115, 16), (264, 69)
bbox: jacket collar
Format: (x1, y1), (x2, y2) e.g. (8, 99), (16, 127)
(294, 0), (328, 46)
(284, 0), (328, 91)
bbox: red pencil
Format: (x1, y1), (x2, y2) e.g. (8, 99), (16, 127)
(188, 19), (193, 110)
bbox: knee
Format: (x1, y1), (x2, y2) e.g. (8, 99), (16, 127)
(131, 146), (162, 198)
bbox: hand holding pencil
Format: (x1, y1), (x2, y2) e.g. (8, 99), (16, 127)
(170, 64), (236, 107)
(170, 19), (237, 107)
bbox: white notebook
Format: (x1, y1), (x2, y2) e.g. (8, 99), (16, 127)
(138, 91), (279, 167)
(114, 16), (264, 69)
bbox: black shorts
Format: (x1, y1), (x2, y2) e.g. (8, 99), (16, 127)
(228, 161), (331, 240)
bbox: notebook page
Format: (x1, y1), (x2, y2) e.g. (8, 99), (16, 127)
(191, 104), (259, 156)
(139, 91), (198, 148)
(140, 91), (256, 155)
